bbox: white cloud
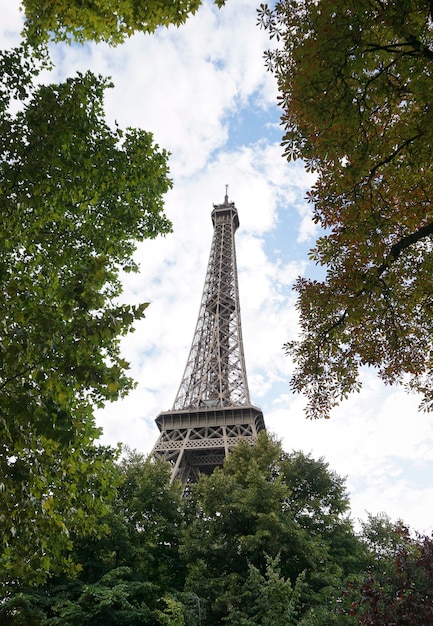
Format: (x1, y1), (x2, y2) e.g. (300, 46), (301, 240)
(0, 2), (23, 48)
(45, 0), (276, 179)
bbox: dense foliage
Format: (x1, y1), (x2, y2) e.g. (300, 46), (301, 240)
(0, 453), (184, 624)
(1, 436), (374, 625)
(181, 434), (366, 625)
(0, 45), (172, 585)
(259, 0), (433, 417)
(21, 0), (227, 45)
(3, 437), (431, 624)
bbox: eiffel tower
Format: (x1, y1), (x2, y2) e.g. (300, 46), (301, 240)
(152, 188), (265, 483)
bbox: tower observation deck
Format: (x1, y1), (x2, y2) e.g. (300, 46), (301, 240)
(152, 190), (265, 483)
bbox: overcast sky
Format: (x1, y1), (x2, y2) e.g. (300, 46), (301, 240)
(3, 0), (433, 534)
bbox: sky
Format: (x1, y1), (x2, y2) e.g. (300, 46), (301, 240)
(2, 0), (433, 534)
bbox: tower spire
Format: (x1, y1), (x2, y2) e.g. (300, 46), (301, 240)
(152, 194), (265, 484)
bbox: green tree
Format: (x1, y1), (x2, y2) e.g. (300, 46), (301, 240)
(259, 0), (433, 417)
(181, 433), (365, 625)
(0, 46), (171, 586)
(22, 0), (227, 45)
(112, 450), (185, 589)
(0, 453), (185, 625)
(359, 512), (408, 560)
(1, 439), (373, 625)
(226, 555), (305, 626)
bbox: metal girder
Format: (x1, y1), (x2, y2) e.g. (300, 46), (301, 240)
(152, 192), (265, 483)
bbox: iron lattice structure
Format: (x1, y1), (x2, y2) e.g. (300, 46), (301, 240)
(152, 191), (265, 483)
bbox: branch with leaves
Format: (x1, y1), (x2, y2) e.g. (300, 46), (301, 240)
(0, 48), (171, 585)
(259, 0), (433, 417)
(22, 0), (227, 45)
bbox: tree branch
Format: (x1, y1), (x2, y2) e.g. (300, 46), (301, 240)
(377, 220), (433, 276)
(405, 35), (433, 61)
(367, 134), (420, 184)
(364, 38), (433, 60)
